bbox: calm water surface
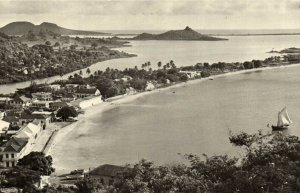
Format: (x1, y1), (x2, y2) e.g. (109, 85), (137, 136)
(2, 35), (300, 94)
(52, 66), (300, 172)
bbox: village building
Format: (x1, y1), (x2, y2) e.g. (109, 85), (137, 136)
(0, 120), (10, 135)
(61, 93), (76, 102)
(15, 122), (42, 145)
(8, 95), (31, 109)
(49, 101), (68, 111)
(85, 164), (129, 186)
(31, 92), (53, 101)
(145, 81), (155, 91)
(179, 70), (201, 79)
(0, 97), (12, 104)
(19, 114), (51, 129)
(0, 137), (28, 167)
(32, 100), (52, 109)
(75, 88), (101, 99)
(48, 84), (61, 91)
(2, 116), (20, 127)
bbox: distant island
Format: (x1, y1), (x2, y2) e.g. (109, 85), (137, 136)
(0, 21), (109, 36)
(132, 26), (227, 41)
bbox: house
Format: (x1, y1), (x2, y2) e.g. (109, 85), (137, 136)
(49, 101), (68, 111)
(85, 164), (129, 186)
(48, 84), (61, 91)
(0, 120), (10, 134)
(145, 82), (155, 91)
(179, 70), (201, 79)
(61, 93), (76, 102)
(19, 114), (51, 129)
(0, 137), (28, 167)
(2, 116), (20, 127)
(32, 92), (53, 101)
(75, 88), (101, 99)
(8, 96), (31, 109)
(32, 100), (52, 109)
(15, 122), (42, 145)
(0, 97), (12, 104)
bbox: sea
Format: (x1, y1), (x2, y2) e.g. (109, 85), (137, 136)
(51, 65), (300, 172)
(48, 34), (300, 172)
(2, 32), (300, 172)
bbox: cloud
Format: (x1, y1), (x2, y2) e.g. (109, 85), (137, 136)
(0, 0), (297, 16)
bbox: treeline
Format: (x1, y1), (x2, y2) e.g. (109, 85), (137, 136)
(2, 131), (299, 193)
(0, 37), (133, 84)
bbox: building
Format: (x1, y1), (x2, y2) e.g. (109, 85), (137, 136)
(32, 92), (53, 101)
(48, 84), (61, 91)
(8, 96), (31, 109)
(61, 93), (76, 102)
(15, 122), (42, 145)
(2, 116), (19, 127)
(49, 101), (68, 111)
(179, 70), (201, 79)
(32, 100), (52, 109)
(19, 114), (52, 129)
(0, 137), (28, 167)
(85, 164), (129, 186)
(75, 88), (101, 99)
(0, 120), (10, 135)
(145, 82), (155, 91)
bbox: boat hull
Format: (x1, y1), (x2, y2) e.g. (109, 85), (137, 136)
(272, 125), (288, 131)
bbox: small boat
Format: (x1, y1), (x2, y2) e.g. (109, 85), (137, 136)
(272, 107), (293, 131)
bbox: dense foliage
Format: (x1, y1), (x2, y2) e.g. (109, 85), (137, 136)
(56, 106), (78, 121)
(21, 131), (298, 193)
(17, 151), (55, 175)
(0, 35), (133, 84)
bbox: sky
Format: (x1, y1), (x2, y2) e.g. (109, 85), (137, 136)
(0, 0), (300, 30)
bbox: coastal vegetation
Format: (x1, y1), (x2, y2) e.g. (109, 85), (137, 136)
(44, 53), (298, 101)
(0, 21), (108, 36)
(2, 131), (299, 192)
(0, 31), (135, 85)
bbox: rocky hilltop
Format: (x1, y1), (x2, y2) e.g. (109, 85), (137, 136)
(132, 26), (227, 41)
(0, 21), (108, 35)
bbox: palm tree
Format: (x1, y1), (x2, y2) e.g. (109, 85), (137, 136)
(170, 60), (176, 68)
(86, 68), (91, 74)
(157, 61), (162, 69)
(166, 63), (170, 69)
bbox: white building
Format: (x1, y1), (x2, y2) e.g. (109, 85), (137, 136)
(0, 120), (10, 135)
(179, 70), (201, 79)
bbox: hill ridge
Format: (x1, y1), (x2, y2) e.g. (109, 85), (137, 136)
(0, 21), (108, 35)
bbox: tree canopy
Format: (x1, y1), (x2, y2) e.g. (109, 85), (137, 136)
(17, 151), (55, 176)
(56, 106), (78, 121)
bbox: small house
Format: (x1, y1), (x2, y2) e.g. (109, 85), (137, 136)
(0, 137), (28, 167)
(85, 164), (129, 186)
(8, 96), (31, 109)
(75, 88), (101, 99)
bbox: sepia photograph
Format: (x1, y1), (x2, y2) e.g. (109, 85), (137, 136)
(0, 0), (300, 192)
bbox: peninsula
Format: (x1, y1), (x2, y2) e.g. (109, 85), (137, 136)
(132, 26), (227, 41)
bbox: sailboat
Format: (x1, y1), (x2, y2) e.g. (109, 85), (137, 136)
(272, 107), (293, 131)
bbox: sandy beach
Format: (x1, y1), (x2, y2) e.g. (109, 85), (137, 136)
(46, 63), (300, 174)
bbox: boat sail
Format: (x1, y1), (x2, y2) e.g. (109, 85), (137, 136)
(272, 107), (293, 130)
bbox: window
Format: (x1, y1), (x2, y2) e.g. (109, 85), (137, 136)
(12, 162), (15, 167)
(6, 154), (9, 158)
(6, 162), (9, 167)
(11, 154), (14, 158)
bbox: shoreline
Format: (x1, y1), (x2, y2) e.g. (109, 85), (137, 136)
(47, 62), (300, 174)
